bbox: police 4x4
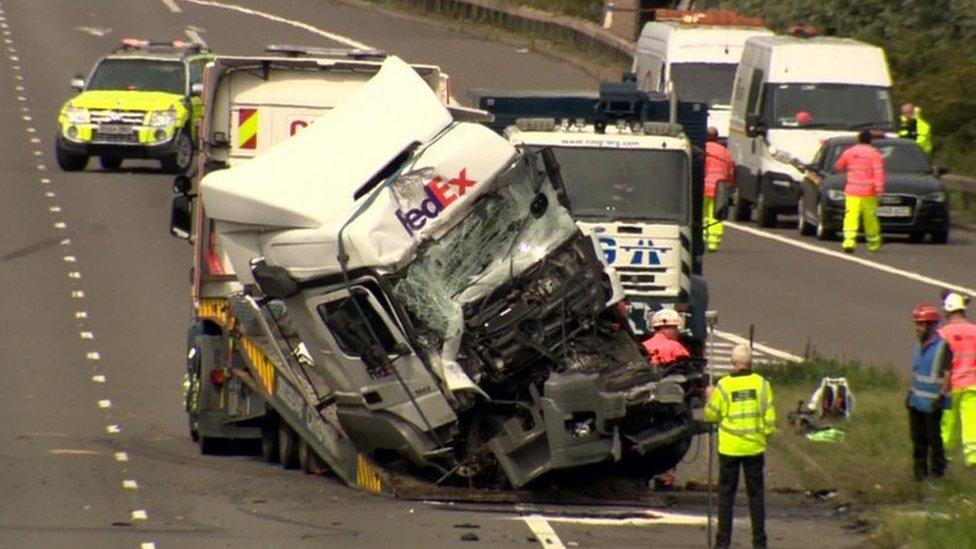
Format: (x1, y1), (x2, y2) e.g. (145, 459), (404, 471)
(55, 38), (212, 173)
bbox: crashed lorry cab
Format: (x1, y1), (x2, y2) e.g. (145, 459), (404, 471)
(470, 82), (713, 344)
(189, 57), (704, 491)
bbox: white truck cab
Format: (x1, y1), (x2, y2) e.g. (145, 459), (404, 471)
(727, 34), (895, 226)
(632, 10), (772, 137)
(504, 121), (694, 333)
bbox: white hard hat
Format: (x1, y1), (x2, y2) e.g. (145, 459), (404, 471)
(944, 292), (970, 313)
(731, 344), (753, 365)
(650, 308), (683, 329)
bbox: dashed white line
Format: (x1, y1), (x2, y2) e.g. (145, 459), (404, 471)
(55, 222), (68, 229)
(75, 311), (88, 319)
(60, 238), (71, 246)
(86, 351), (101, 361)
(79, 331), (94, 339)
(40, 177), (50, 183)
(726, 221), (976, 296)
(131, 509), (148, 521)
(25, 126), (35, 132)
(70, 290), (85, 298)
(123, 479), (139, 490)
(97, 399), (112, 409)
(21, 114), (30, 121)
(106, 425), (121, 434)
(68, 271), (81, 279)
(45, 191), (56, 197)
(63, 255), (76, 263)
(522, 515), (566, 549)
(92, 375), (106, 383)
(141, 542), (157, 549)
(178, 0), (371, 49)
(714, 329), (803, 363)
(114, 452), (129, 462)
(49, 205), (62, 212)
(36, 164), (46, 171)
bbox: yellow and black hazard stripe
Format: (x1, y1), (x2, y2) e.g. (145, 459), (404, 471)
(356, 454), (384, 493)
(197, 298), (233, 328)
(238, 107), (258, 149)
(239, 336), (276, 394)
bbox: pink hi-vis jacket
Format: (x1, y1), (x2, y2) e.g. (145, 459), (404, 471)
(642, 332), (691, 366)
(704, 141), (735, 198)
(834, 143), (885, 197)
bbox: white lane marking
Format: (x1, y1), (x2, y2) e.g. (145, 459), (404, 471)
(114, 452), (129, 462)
(160, 0), (182, 13)
(68, 271), (81, 279)
(75, 26), (112, 37)
(522, 515), (566, 549)
(714, 329), (803, 363)
(79, 331), (94, 339)
(60, 238), (71, 246)
(97, 399), (111, 409)
(49, 449), (100, 456)
(25, 126), (34, 132)
(542, 511), (709, 527)
(106, 425), (121, 434)
(55, 221), (68, 229)
(49, 205), (62, 212)
(185, 25), (206, 46)
(178, 0), (371, 49)
(70, 290), (84, 298)
(36, 164), (46, 171)
(75, 311), (88, 319)
(40, 177), (49, 183)
(63, 255), (76, 263)
(20, 114), (30, 121)
(123, 479), (139, 489)
(31, 137), (41, 144)
(131, 509), (148, 521)
(92, 375), (106, 383)
(141, 543), (157, 549)
(726, 221), (976, 295)
(86, 351), (101, 360)
(45, 191), (56, 197)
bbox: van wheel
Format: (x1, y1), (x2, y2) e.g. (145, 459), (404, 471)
(199, 435), (228, 456)
(731, 187), (751, 221)
(756, 191), (775, 228)
(798, 199), (814, 236)
(278, 423), (300, 469)
(55, 138), (88, 171)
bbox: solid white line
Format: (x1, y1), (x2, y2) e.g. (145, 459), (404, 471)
(544, 511), (709, 527)
(726, 221), (976, 296)
(160, 0), (182, 13)
(714, 329), (803, 363)
(522, 515), (566, 549)
(177, 0), (371, 49)
(184, 26), (206, 46)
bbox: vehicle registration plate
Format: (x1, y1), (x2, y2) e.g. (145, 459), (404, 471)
(877, 206), (912, 217)
(98, 124), (132, 135)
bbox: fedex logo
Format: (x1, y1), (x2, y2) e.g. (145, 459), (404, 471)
(395, 169), (478, 236)
(599, 237), (671, 265)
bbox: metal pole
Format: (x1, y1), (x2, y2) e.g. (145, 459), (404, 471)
(705, 310), (718, 549)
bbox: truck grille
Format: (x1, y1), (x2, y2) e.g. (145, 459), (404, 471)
(615, 266), (668, 294)
(89, 110), (146, 125)
(92, 130), (139, 144)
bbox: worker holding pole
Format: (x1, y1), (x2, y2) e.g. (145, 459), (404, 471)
(705, 344), (775, 549)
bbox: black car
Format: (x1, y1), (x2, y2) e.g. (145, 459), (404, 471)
(798, 137), (950, 243)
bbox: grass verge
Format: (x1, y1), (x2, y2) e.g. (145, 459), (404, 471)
(754, 358), (976, 547)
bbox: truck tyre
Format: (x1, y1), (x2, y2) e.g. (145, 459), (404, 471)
(161, 129), (193, 174)
(55, 139), (88, 172)
(756, 190), (775, 228)
(199, 435), (227, 456)
(278, 423), (300, 469)
(731, 187), (751, 221)
(815, 202), (835, 241)
(298, 438), (320, 474)
(642, 435), (692, 476)
(188, 415), (199, 443)
(99, 155), (122, 170)
(260, 421), (279, 463)
(798, 199), (814, 236)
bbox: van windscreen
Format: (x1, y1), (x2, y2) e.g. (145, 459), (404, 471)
(670, 63), (737, 106)
(768, 83), (895, 131)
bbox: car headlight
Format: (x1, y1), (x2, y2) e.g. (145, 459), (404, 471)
(148, 108), (177, 128)
(826, 189), (846, 202)
(65, 106), (90, 124)
(925, 191), (946, 203)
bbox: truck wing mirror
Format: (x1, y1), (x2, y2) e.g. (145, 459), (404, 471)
(190, 82), (204, 96)
(745, 113), (765, 138)
(70, 74), (85, 91)
(170, 195), (192, 240)
(713, 182), (731, 221)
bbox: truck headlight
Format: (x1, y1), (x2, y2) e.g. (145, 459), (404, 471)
(148, 108), (177, 128)
(925, 191), (946, 203)
(826, 189), (846, 202)
(65, 106), (90, 124)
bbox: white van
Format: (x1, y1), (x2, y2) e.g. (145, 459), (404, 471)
(727, 35), (895, 226)
(632, 11), (772, 136)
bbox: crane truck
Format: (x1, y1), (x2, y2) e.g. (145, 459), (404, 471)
(170, 53), (705, 495)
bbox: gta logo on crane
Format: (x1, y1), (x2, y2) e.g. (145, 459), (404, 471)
(395, 169), (478, 236)
(599, 237), (671, 265)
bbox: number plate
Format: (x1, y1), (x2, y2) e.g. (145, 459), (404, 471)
(97, 124), (133, 135)
(877, 206), (912, 217)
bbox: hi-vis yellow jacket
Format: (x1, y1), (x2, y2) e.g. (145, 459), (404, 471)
(705, 371), (776, 456)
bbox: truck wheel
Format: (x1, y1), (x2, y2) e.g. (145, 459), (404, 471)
(798, 199), (814, 236)
(260, 421), (279, 463)
(188, 415), (199, 443)
(642, 436), (693, 476)
(55, 139), (88, 171)
(815, 202), (835, 241)
(278, 423), (300, 469)
(756, 191), (775, 228)
(99, 155), (122, 170)
(161, 129), (193, 174)
(298, 438), (317, 473)
(199, 435), (227, 456)
(931, 229), (949, 244)
(731, 187), (751, 221)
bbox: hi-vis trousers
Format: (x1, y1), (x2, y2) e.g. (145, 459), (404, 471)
(704, 196), (724, 251)
(942, 387), (976, 467)
(843, 195), (881, 252)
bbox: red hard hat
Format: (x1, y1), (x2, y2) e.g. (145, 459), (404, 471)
(912, 304), (940, 323)
(796, 111), (813, 125)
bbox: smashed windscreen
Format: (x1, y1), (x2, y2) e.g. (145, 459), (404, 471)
(392, 153), (578, 341)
